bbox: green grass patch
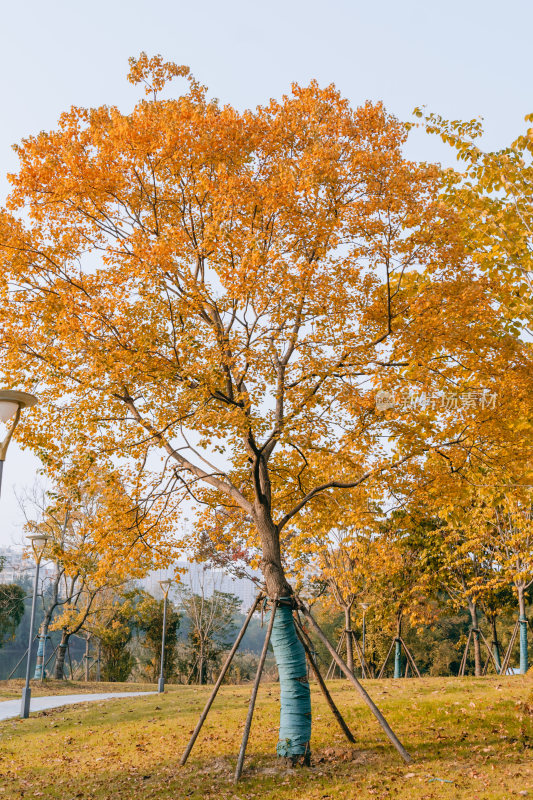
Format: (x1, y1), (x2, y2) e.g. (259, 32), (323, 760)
(0, 676), (531, 799)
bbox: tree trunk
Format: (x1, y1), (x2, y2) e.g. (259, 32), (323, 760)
(255, 506), (311, 761)
(394, 615), (402, 679)
(84, 635), (91, 681)
(256, 507), (292, 600)
(54, 631), (69, 680)
(198, 638), (205, 686)
(468, 601), (482, 677)
(344, 606), (354, 675)
(518, 587), (528, 675)
(489, 615), (501, 673)
(34, 566), (61, 681)
(34, 603), (55, 680)
(269, 603), (311, 763)
(34, 624), (47, 680)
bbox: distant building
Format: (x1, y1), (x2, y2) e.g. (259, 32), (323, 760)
(140, 561), (260, 611)
(0, 545), (57, 585)
(0, 545), (261, 610)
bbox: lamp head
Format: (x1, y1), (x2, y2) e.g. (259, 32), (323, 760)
(27, 533), (49, 563)
(159, 578), (172, 596)
(0, 401), (20, 424)
(360, 602), (370, 612)
(0, 390), (38, 423)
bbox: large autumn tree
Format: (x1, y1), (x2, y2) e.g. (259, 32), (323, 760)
(0, 54), (518, 759)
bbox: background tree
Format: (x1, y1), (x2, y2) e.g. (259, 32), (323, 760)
(317, 536), (372, 675)
(478, 492), (533, 673)
(416, 110), (533, 673)
(422, 467), (533, 674)
(178, 581), (240, 684)
(416, 496), (497, 677)
(370, 517), (436, 678)
(91, 591), (137, 682)
(415, 108), (533, 334)
(137, 591), (180, 682)
(0, 557), (25, 648)
(298, 517), (378, 676)
(481, 584), (515, 673)
(24, 464), (164, 678)
(18, 485), (71, 678)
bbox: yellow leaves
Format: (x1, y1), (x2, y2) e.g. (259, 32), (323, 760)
(23, 459), (179, 603)
(420, 111), (533, 347)
(127, 52), (194, 98)
(420, 470), (533, 608)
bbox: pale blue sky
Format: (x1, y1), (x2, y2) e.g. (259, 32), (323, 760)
(1, 0), (532, 545)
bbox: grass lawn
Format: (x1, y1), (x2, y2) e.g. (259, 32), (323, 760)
(0, 675), (531, 799)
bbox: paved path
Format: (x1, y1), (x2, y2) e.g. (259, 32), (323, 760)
(0, 691), (157, 721)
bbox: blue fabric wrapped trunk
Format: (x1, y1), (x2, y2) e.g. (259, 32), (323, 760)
(519, 617), (528, 674)
(269, 603), (311, 758)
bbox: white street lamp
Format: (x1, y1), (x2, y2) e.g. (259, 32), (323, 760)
(0, 390), (38, 497)
(0, 400), (20, 422)
(29, 534), (49, 563)
(158, 579), (173, 693)
(21, 533), (49, 718)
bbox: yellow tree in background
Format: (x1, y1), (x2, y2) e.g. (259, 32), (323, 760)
(464, 488), (533, 674)
(23, 463), (173, 678)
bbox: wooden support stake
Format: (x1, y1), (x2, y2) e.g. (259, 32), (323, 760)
(459, 629), (473, 677)
(399, 637), (421, 678)
(500, 618), (519, 676)
(299, 602), (412, 765)
(67, 643), (74, 680)
(378, 638), (396, 680)
(84, 634), (91, 682)
(7, 637), (38, 679)
(478, 629), (501, 675)
(482, 651), (490, 676)
(180, 594), (262, 766)
(294, 616), (356, 744)
(234, 599), (278, 783)
(44, 643), (60, 670)
(351, 633), (369, 680)
(326, 631), (345, 681)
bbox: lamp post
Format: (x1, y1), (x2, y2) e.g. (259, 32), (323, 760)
(34, 508), (70, 682)
(360, 602), (370, 679)
(0, 390), (41, 715)
(0, 390), (38, 497)
(158, 579), (172, 693)
(21, 533), (49, 718)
